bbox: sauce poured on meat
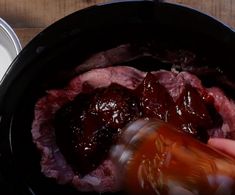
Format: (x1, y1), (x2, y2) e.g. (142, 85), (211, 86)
(167, 84), (213, 142)
(135, 73), (174, 121)
(55, 83), (140, 175)
(54, 72), (221, 175)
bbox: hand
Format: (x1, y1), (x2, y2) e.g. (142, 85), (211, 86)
(208, 138), (235, 158)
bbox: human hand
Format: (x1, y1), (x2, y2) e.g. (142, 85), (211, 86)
(208, 138), (235, 158)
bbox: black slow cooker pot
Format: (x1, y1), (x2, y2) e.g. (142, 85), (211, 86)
(0, 1), (235, 194)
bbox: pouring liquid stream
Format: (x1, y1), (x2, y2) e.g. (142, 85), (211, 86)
(111, 119), (235, 195)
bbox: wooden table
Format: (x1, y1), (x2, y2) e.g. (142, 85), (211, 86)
(1, 0), (234, 48)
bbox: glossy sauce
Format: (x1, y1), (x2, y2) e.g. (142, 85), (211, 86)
(54, 72), (221, 175)
(136, 73), (174, 121)
(55, 83), (140, 174)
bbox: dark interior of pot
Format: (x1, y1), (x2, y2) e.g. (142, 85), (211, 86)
(0, 1), (235, 195)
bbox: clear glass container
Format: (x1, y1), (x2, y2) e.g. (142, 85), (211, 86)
(111, 119), (235, 195)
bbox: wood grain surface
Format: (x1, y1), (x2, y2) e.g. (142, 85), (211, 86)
(0, 0), (234, 47)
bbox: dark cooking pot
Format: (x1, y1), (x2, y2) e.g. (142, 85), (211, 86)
(0, 0), (235, 194)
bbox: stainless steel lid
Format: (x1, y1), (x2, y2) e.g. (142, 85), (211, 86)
(0, 18), (22, 80)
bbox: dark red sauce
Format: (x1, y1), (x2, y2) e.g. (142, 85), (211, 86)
(54, 73), (221, 175)
(54, 83), (140, 175)
(167, 85), (213, 142)
(135, 73), (174, 121)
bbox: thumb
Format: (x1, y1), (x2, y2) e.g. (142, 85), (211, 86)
(208, 138), (235, 158)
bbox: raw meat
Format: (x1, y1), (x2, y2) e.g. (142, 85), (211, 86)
(31, 66), (235, 192)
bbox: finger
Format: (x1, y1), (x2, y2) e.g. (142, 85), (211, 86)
(208, 138), (235, 158)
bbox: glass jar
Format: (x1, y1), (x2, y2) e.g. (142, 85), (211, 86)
(111, 119), (235, 195)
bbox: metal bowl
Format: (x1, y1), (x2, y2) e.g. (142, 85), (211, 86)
(0, 18), (21, 81)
